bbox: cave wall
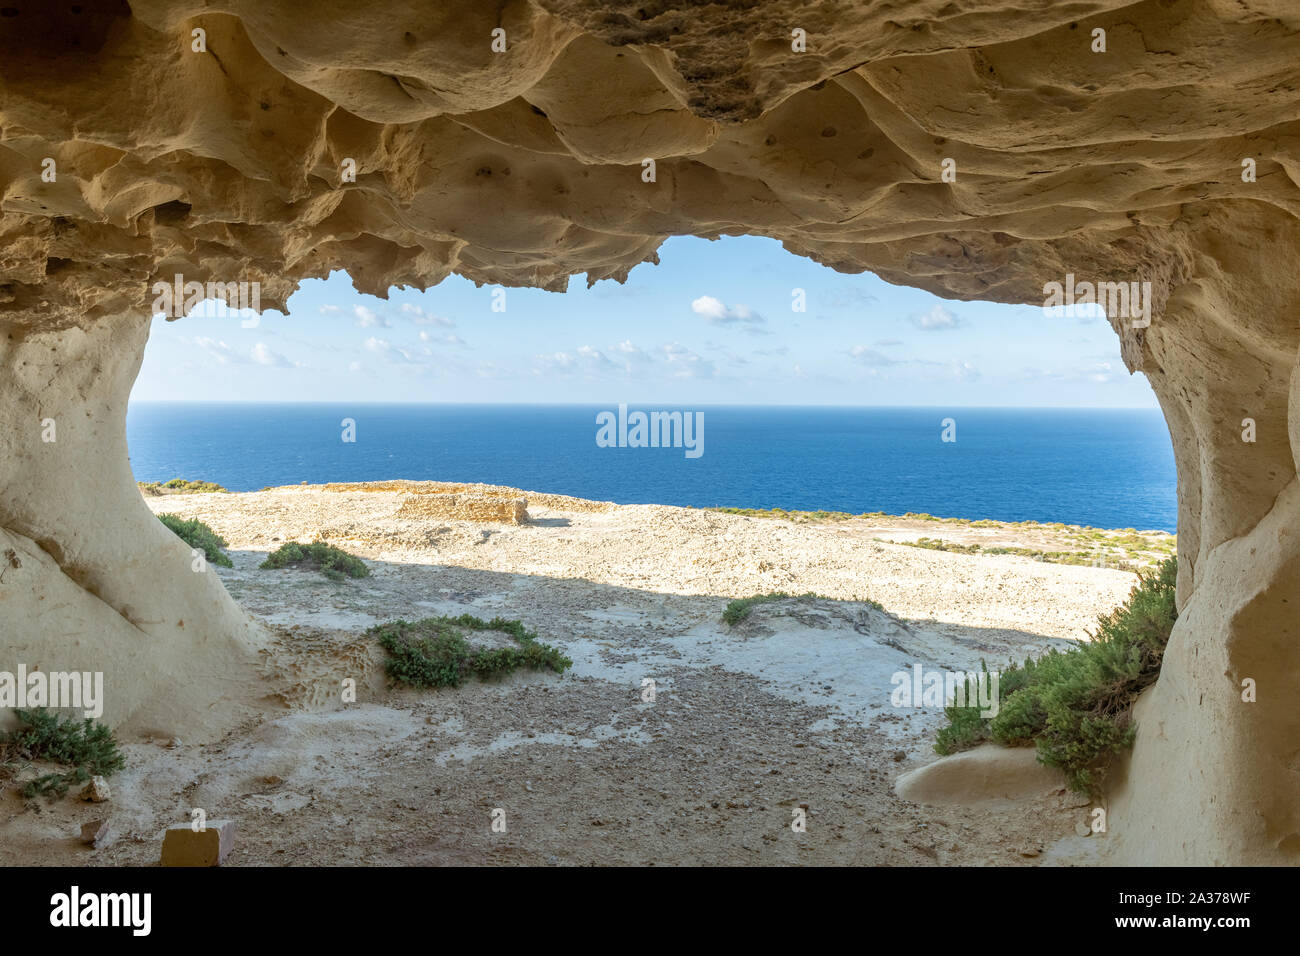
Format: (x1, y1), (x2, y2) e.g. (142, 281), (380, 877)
(1, 0), (1298, 861)
(0, 311), (266, 738)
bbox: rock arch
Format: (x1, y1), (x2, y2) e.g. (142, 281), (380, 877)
(1, 0), (1298, 863)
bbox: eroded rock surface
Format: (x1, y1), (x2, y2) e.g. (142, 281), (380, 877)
(1, 1), (1298, 863)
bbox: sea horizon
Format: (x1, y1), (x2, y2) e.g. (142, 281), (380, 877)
(127, 402), (1178, 532)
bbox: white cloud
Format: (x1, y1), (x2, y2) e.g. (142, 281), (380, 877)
(613, 340), (650, 364)
(532, 351), (575, 376)
(533, 346), (617, 377)
(419, 330), (468, 348)
(849, 345), (900, 367)
(194, 337), (241, 365)
(691, 295), (728, 321)
(576, 345), (616, 369)
(691, 295), (766, 331)
(363, 337), (423, 364)
(250, 342), (293, 367)
(401, 303), (455, 327)
(532, 340), (714, 379)
(354, 305), (388, 328)
(1019, 358), (1116, 386)
(319, 305), (343, 315)
(662, 342), (715, 379)
(911, 304), (964, 331)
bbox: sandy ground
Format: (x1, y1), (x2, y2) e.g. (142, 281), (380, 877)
(0, 485), (1156, 866)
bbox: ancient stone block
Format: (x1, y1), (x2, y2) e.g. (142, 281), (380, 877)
(160, 820), (235, 867)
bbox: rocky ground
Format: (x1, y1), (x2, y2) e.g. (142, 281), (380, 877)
(0, 485), (1162, 866)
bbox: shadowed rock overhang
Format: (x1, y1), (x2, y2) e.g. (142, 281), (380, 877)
(1, 0), (1299, 865)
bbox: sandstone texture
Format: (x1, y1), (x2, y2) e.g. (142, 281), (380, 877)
(895, 745), (1066, 806)
(1, 1), (1298, 864)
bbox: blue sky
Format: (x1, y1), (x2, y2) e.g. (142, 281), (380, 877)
(134, 235), (1156, 407)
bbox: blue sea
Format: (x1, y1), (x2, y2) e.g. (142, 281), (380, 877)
(125, 404), (1177, 532)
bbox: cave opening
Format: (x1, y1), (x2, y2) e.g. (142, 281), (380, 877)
(3, 0), (1298, 869)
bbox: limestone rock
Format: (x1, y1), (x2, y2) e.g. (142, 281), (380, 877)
(79, 776), (111, 803)
(80, 819), (110, 846)
(326, 480), (614, 512)
(3, 2), (1296, 333)
(0, 0), (1297, 865)
(161, 820), (236, 867)
(396, 492), (528, 524)
(895, 745), (1064, 806)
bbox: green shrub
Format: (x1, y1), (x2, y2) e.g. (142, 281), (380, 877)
(932, 659), (1033, 755)
(371, 614), (572, 688)
(260, 541), (369, 581)
(158, 514), (233, 567)
(722, 591), (883, 625)
(724, 592), (809, 624)
(933, 556), (1178, 795)
(882, 536), (1145, 572)
(933, 699), (988, 755)
(139, 478), (228, 495)
(162, 478), (227, 493)
(2, 708), (125, 799)
(707, 506), (859, 523)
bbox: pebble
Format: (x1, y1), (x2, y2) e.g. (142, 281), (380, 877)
(79, 776), (111, 803)
(80, 819), (110, 846)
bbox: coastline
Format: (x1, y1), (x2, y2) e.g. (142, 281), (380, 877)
(142, 479), (1177, 574)
(125, 404), (1179, 534)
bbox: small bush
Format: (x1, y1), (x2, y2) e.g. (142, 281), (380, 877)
(933, 696), (988, 755)
(933, 556), (1178, 795)
(722, 591), (883, 625)
(162, 478), (227, 493)
(708, 506), (859, 523)
(1, 708), (125, 799)
(158, 514), (232, 567)
(883, 536), (1146, 572)
(724, 591), (809, 624)
(371, 614), (572, 688)
(260, 541), (369, 581)
(139, 478), (228, 495)
(932, 660), (1033, 755)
